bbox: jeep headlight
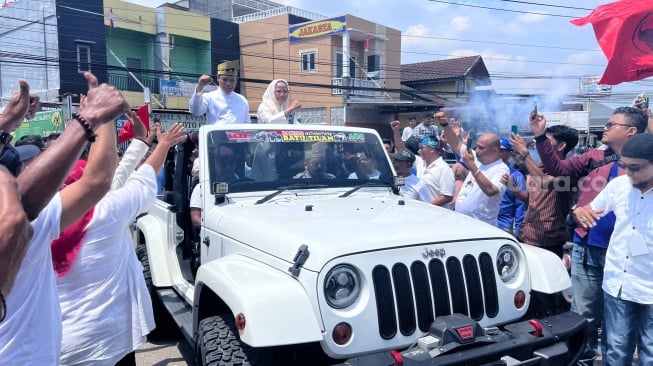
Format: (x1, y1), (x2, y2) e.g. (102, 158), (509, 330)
(324, 265), (360, 309)
(497, 245), (519, 282)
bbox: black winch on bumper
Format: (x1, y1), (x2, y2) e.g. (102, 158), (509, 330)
(336, 312), (587, 366)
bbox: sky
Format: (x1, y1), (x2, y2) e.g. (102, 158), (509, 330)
(128, 0), (649, 108)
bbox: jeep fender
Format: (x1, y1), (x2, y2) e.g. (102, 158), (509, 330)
(521, 244), (571, 294)
(195, 255), (323, 347)
(136, 214), (175, 287)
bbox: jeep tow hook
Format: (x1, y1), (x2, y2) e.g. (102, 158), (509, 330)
(288, 244), (310, 277)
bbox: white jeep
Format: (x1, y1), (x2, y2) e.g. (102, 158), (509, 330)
(133, 123), (586, 366)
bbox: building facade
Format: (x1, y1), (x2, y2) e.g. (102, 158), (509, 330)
(238, 12), (403, 125)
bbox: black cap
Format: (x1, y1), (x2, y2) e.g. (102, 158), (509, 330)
(389, 149), (416, 164)
(0, 145), (22, 176)
(621, 133), (653, 160)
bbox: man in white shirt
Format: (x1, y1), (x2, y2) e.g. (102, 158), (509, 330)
(437, 111), (508, 225)
(414, 136), (455, 208)
(401, 116), (417, 142)
(572, 133), (653, 366)
(389, 149), (428, 201)
(189, 60), (251, 125)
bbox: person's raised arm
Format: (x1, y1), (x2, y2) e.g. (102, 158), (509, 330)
(142, 123), (186, 174)
(59, 120), (117, 230)
(17, 72), (130, 221)
(189, 74), (211, 116)
(111, 111), (150, 190)
(390, 121), (406, 151)
(509, 133), (544, 178)
(462, 148), (500, 197)
(0, 80), (30, 133)
(0, 166), (33, 296)
(501, 172), (528, 203)
(436, 111), (463, 156)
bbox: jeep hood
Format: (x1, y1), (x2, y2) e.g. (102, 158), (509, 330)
(208, 194), (514, 271)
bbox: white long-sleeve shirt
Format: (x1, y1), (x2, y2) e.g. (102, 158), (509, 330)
(58, 165), (158, 365)
(592, 175), (653, 304)
(189, 88), (250, 125)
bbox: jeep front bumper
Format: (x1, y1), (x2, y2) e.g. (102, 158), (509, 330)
(336, 311), (587, 366)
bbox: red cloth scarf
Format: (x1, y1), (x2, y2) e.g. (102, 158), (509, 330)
(51, 159), (94, 277)
(51, 208), (94, 277)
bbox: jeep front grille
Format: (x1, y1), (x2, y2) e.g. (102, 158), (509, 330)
(372, 253), (499, 340)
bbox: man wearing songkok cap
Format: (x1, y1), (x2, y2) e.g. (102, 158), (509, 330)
(294, 143), (335, 179)
(572, 133), (653, 366)
(189, 60), (251, 125)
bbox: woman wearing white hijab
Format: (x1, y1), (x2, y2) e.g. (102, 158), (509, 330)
(257, 79), (301, 124)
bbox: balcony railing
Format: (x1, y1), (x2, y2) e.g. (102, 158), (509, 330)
(331, 78), (377, 97)
(108, 73), (160, 94)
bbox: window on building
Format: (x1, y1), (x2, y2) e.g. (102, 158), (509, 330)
(301, 51), (317, 73)
(456, 80), (465, 96)
(335, 51), (358, 79)
(76, 44), (91, 73)
(367, 54), (381, 80)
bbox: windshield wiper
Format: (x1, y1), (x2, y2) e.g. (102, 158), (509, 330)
(338, 182), (392, 198)
(255, 184), (328, 204)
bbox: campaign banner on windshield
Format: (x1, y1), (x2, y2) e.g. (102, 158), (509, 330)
(289, 16), (346, 43)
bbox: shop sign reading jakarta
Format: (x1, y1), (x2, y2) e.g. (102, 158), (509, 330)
(288, 16), (346, 43)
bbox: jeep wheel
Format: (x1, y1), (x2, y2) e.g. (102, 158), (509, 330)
(196, 315), (272, 366)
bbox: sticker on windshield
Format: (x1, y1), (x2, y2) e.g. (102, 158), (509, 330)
(223, 130), (368, 143)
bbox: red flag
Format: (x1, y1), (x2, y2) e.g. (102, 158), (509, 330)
(118, 104), (150, 144)
(109, 8), (116, 28)
(571, 0), (653, 85)
(365, 34), (371, 53)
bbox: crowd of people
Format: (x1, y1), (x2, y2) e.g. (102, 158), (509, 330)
(0, 73), (185, 365)
(389, 106), (652, 366)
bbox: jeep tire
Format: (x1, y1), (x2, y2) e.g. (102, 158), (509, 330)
(196, 315), (273, 366)
(136, 241), (179, 340)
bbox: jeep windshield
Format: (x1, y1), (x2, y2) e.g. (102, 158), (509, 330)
(205, 127), (394, 194)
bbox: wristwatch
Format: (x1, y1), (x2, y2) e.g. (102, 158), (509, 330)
(0, 130), (12, 146)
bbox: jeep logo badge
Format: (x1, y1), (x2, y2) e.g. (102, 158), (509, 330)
(422, 248), (445, 259)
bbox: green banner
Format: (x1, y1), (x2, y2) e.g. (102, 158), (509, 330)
(12, 110), (65, 140)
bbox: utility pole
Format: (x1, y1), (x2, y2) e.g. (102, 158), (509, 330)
(342, 30), (350, 125)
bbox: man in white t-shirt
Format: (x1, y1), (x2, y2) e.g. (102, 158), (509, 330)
(437, 112), (508, 225)
(401, 116), (417, 142)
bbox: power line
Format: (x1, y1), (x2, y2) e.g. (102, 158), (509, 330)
(428, 0), (580, 18)
(495, 0), (592, 11)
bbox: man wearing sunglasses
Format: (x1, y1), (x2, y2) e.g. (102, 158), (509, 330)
(529, 106), (647, 364)
(572, 133), (653, 366)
